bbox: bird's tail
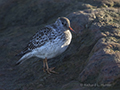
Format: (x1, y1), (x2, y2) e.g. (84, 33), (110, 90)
(15, 49), (31, 57)
(16, 52), (33, 65)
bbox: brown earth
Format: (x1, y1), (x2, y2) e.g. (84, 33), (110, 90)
(0, 0), (120, 90)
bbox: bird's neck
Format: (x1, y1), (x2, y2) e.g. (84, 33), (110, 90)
(54, 23), (65, 32)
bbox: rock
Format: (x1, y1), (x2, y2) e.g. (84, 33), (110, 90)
(70, 8), (120, 85)
(61, 81), (90, 90)
(79, 37), (120, 84)
(0, 0), (120, 90)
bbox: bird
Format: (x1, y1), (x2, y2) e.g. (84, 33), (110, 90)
(16, 17), (75, 74)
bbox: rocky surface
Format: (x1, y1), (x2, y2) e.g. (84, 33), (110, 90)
(0, 0), (120, 90)
(68, 8), (120, 84)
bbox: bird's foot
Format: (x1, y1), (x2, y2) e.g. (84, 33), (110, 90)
(43, 68), (46, 72)
(46, 67), (58, 74)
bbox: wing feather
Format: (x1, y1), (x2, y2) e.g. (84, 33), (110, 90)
(18, 26), (53, 56)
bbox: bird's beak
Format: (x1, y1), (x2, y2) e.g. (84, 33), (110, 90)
(69, 26), (76, 33)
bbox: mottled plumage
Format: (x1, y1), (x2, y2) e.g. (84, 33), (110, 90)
(16, 17), (74, 73)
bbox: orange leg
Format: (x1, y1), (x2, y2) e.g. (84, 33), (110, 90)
(43, 57), (58, 74)
(43, 59), (46, 72)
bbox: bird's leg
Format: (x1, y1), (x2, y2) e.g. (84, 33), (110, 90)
(44, 57), (57, 74)
(44, 57), (50, 74)
(43, 59), (46, 72)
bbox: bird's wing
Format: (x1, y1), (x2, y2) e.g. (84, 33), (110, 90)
(18, 26), (54, 56)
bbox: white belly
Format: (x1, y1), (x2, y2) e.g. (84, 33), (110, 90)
(31, 30), (72, 59)
(31, 40), (66, 59)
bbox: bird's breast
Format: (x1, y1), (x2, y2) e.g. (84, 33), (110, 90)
(61, 30), (72, 48)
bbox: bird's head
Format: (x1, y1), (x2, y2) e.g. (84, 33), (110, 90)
(55, 17), (75, 32)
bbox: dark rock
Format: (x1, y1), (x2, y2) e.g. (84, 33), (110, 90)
(0, 0), (120, 90)
(61, 81), (90, 90)
(75, 8), (120, 85)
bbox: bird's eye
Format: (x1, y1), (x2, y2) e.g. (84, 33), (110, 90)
(62, 22), (67, 26)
